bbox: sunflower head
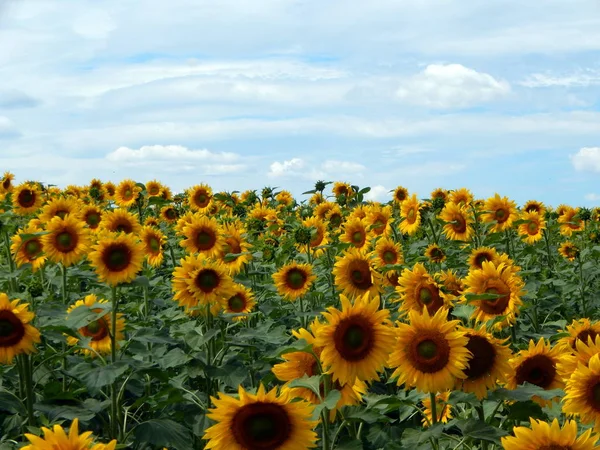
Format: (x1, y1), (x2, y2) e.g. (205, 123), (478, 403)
(146, 179), (163, 197)
(439, 202), (473, 241)
(400, 194), (421, 235)
(501, 419), (600, 450)
(340, 217), (371, 249)
(272, 262), (316, 301)
(88, 232), (144, 286)
(518, 210), (546, 244)
(101, 208), (141, 235)
(396, 263), (448, 315)
(0, 171), (14, 193)
(482, 193), (518, 233)
(523, 200), (546, 215)
(393, 186), (409, 204)
(559, 241), (580, 261)
(188, 184), (213, 211)
(222, 284), (256, 321)
(10, 226), (47, 272)
(421, 391), (452, 427)
(179, 214), (223, 258)
(12, 182), (43, 215)
(332, 248), (382, 300)
(468, 246), (499, 270)
(41, 215), (90, 267)
(449, 188), (473, 207)
(425, 244), (446, 263)
(82, 205), (103, 231)
(373, 236), (403, 268)
(0, 293), (41, 364)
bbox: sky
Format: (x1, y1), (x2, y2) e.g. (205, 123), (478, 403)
(1, 0), (600, 207)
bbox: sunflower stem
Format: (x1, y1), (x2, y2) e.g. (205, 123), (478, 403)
(542, 228), (554, 273)
(169, 244), (177, 268)
(504, 229), (512, 258)
(110, 285), (120, 440)
(142, 283), (149, 319)
(60, 264), (68, 392)
(476, 404), (488, 450)
(21, 354), (36, 427)
(427, 217), (438, 245)
(577, 255), (588, 317)
(3, 231), (18, 293)
(429, 392), (438, 425)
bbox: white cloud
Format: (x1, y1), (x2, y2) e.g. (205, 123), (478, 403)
(321, 160), (365, 173)
(364, 185), (390, 202)
(521, 70), (600, 88)
(396, 64), (510, 108)
(106, 145), (239, 163)
(0, 116), (19, 138)
(268, 158), (307, 178)
(72, 9), (116, 40)
(571, 147), (600, 172)
(585, 193), (600, 201)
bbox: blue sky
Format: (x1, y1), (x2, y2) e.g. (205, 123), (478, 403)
(1, 0), (600, 207)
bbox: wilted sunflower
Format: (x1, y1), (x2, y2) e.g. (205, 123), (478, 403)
(449, 188), (473, 207)
(23, 418), (117, 450)
(42, 216), (90, 267)
(523, 200), (546, 215)
(219, 222), (252, 274)
(272, 262), (316, 301)
(421, 391), (452, 427)
(563, 353), (600, 431)
(366, 205), (394, 236)
(462, 261), (525, 330)
(455, 325), (513, 399)
(188, 184), (213, 211)
(160, 205), (179, 223)
(507, 338), (563, 406)
(88, 232), (144, 286)
(179, 215), (223, 258)
(140, 226), (166, 267)
(393, 186), (409, 204)
(468, 246), (500, 270)
(559, 241), (580, 261)
(518, 210), (546, 244)
(501, 418), (600, 450)
(172, 254), (234, 313)
(340, 217), (371, 249)
(0, 171), (14, 193)
(439, 202), (474, 241)
(395, 263), (447, 315)
(38, 197), (81, 223)
(482, 193), (518, 233)
(146, 179), (163, 197)
(298, 216), (329, 257)
(0, 293), (41, 364)
(389, 307), (470, 393)
(332, 248), (382, 299)
(66, 294), (125, 357)
(425, 244), (446, 263)
(373, 236), (403, 268)
(400, 194), (421, 235)
(81, 205), (104, 231)
(222, 284), (256, 321)
(114, 179), (140, 208)
(102, 208), (141, 235)
(316, 293), (395, 385)
(12, 182), (43, 215)
(559, 206), (585, 236)
(11, 226), (47, 272)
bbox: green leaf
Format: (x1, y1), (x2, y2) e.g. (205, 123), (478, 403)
(65, 303), (111, 330)
(160, 348), (192, 369)
(490, 384), (565, 402)
(131, 328), (178, 345)
(70, 361), (129, 390)
(310, 390), (341, 420)
(456, 418), (509, 443)
(336, 439), (363, 450)
(287, 375), (322, 398)
(133, 419), (193, 450)
(0, 389), (26, 415)
(506, 400), (547, 422)
(401, 423), (444, 446)
(464, 292), (503, 303)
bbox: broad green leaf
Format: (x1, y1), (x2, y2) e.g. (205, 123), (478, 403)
(133, 419), (193, 450)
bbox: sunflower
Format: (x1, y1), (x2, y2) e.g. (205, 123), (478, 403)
(373, 236), (403, 268)
(38, 197), (81, 223)
(172, 254), (234, 313)
(23, 418), (117, 450)
(215, 222), (250, 274)
(563, 353), (600, 431)
(316, 293), (395, 385)
(66, 294), (125, 357)
(439, 202), (474, 241)
(88, 232), (144, 286)
(557, 335), (600, 382)
(298, 216), (329, 257)
(332, 181), (353, 199)
(114, 179), (141, 208)
(144, 216), (160, 228)
(0, 294), (41, 364)
(501, 419), (600, 450)
(140, 226), (166, 267)
(421, 391), (452, 427)
(395, 263), (448, 315)
(314, 202), (335, 220)
(455, 325), (513, 399)
(523, 200), (546, 215)
(425, 244), (446, 263)
(430, 187), (448, 202)
(507, 338), (563, 406)
(188, 184), (213, 212)
(204, 384), (318, 450)
(0, 171), (14, 193)
(400, 194), (421, 235)
(482, 193), (518, 233)
(309, 192), (325, 205)
(276, 190), (294, 207)
(146, 179), (163, 197)
(272, 262), (316, 301)
(389, 307), (470, 393)
(366, 205), (394, 237)
(326, 205), (344, 230)
(518, 210), (546, 244)
(559, 206), (585, 236)
(101, 181), (115, 200)
(222, 284), (256, 321)
(11, 226), (47, 272)
(81, 205), (104, 231)
(42, 216), (90, 267)
(559, 241), (579, 261)
(12, 182), (43, 215)
(332, 248), (382, 299)
(468, 246), (500, 270)
(101, 208), (142, 235)
(340, 217), (371, 249)
(435, 269), (464, 303)
(393, 186), (409, 204)
(462, 261), (525, 330)
(449, 188), (473, 207)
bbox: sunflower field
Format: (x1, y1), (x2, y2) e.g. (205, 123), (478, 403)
(2, 173), (600, 450)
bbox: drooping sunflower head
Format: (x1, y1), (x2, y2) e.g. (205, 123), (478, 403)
(435, 269), (464, 302)
(365, 205), (393, 236)
(393, 186), (409, 204)
(439, 202), (474, 241)
(340, 217), (371, 249)
(523, 200), (546, 215)
(501, 418), (600, 450)
(449, 188), (474, 207)
(188, 183), (213, 211)
(400, 193), (421, 235)
(389, 307), (471, 393)
(179, 214), (223, 258)
(395, 262), (448, 315)
(0, 171), (14, 193)
(88, 232), (144, 286)
(518, 210), (546, 244)
(299, 216), (329, 256)
(12, 182), (43, 215)
(81, 205), (104, 231)
(482, 193), (518, 233)
(421, 391), (452, 427)
(0, 293), (41, 364)
(41, 215), (90, 267)
(101, 208), (141, 235)
(23, 418), (118, 450)
(219, 222), (252, 274)
(140, 225), (166, 267)
(332, 248), (382, 300)
(146, 179), (163, 197)
(10, 225), (47, 272)
(559, 206), (585, 236)
(559, 241), (580, 262)
(373, 236), (403, 268)
(316, 293), (395, 385)
(425, 243), (446, 263)
(222, 284), (256, 321)
(468, 246), (499, 270)
(272, 262), (316, 301)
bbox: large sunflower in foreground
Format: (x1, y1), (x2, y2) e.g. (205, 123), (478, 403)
(518, 210), (545, 244)
(114, 179), (140, 208)
(140, 225), (166, 267)
(42, 216), (90, 267)
(12, 182), (43, 215)
(462, 261), (525, 330)
(507, 338), (564, 406)
(557, 336), (600, 382)
(563, 353), (600, 431)
(399, 194), (421, 235)
(439, 202), (474, 241)
(180, 215), (223, 258)
(88, 232), (144, 286)
(340, 217), (371, 250)
(23, 418), (117, 450)
(395, 263), (448, 316)
(10, 225), (47, 272)
(501, 418), (600, 450)
(389, 307), (470, 393)
(272, 262), (316, 301)
(455, 325), (513, 399)
(0, 294), (41, 364)
(66, 294), (125, 357)
(332, 248), (382, 300)
(482, 193), (518, 233)
(204, 384), (318, 450)
(316, 293), (395, 385)
(188, 183), (213, 212)
(101, 209), (141, 235)
(219, 222), (252, 274)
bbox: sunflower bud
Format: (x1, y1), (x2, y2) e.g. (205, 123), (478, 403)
(232, 204), (247, 218)
(294, 226), (312, 245)
(578, 207), (592, 222)
(315, 180), (327, 192)
(432, 197), (446, 211)
(261, 187), (273, 200)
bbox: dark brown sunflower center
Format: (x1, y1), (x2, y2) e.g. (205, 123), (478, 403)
(148, 236), (160, 253)
(416, 283), (444, 314)
(515, 354), (556, 388)
(80, 317), (109, 341)
(2, 178), (11, 190)
(382, 249), (397, 264)
(85, 212), (101, 227)
(428, 247), (444, 261)
(587, 381), (600, 411)
(195, 229), (216, 250)
(224, 238), (242, 256)
(285, 268), (307, 290)
(538, 446), (571, 450)
(0, 310), (26, 347)
(102, 244), (132, 272)
(573, 330), (599, 349)
(165, 208), (177, 220)
(464, 334), (496, 379)
(148, 185), (160, 195)
(494, 208), (508, 223)
(525, 204), (540, 213)
(480, 286), (511, 315)
(194, 192), (210, 208)
(348, 260), (373, 291)
(18, 189), (36, 208)
(231, 402), (291, 450)
(114, 219), (133, 234)
(310, 228), (324, 247)
(329, 214), (342, 227)
(409, 332), (451, 373)
(24, 239), (42, 258)
(396, 191), (407, 201)
(55, 230), (78, 253)
(55, 209), (69, 219)
(228, 294), (246, 312)
(452, 215), (467, 233)
(195, 269), (220, 293)
(351, 230), (365, 245)
(334, 317), (374, 361)
(474, 253), (492, 268)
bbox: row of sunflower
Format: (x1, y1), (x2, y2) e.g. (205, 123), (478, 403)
(0, 172), (600, 449)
